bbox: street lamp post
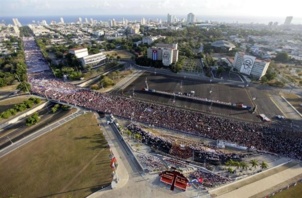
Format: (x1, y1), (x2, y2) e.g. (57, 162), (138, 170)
(44, 88), (51, 101)
(7, 136), (13, 144)
(209, 88), (213, 111)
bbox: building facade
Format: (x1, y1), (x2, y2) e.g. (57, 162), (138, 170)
(187, 13), (195, 24)
(284, 16), (293, 26)
(69, 48), (107, 67)
(80, 52), (107, 67)
(69, 48), (88, 58)
(233, 52), (270, 80)
(147, 43), (179, 66)
(167, 14), (172, 24)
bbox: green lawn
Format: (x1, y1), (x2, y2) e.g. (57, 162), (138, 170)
(0, 112), (112, 198)
(273, 182), (302, 198)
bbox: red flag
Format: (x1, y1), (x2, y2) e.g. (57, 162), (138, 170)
(198, 177), (203, 183)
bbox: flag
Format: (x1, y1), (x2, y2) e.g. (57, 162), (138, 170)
(198, 177), (203, 183)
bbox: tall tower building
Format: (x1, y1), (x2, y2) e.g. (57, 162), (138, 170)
(167, 13), (172, 24)
(284, 16), (293, 25)
(78, 17), (82, 24)
(12, 18), (22, 27)
(60, 17), (64, 24)
(187, 13), (195, 24)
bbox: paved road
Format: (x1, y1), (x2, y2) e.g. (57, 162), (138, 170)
(0, 108), (84, 158)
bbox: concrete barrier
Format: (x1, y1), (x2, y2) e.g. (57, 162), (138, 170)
(110, 122), (144, 172)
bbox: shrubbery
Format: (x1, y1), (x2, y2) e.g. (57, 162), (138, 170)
(26, 112), (40, 126)
(51, 104), (70, 113)
(0, 97), (41, 119)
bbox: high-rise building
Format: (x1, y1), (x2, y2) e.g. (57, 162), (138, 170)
(60, 17), (64, 24)
(284, 16), (293, 25)
(78, 17), (82, 24)
(141, 18), (146, 25)
(12, 18), (22, 27)
(187, 13), (195, 24)
(167, 14), (172, 24)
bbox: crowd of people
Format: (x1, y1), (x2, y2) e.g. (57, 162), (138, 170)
(24, 37), (302, 162)
(23, 37), (50, 73)
(29, 76), (302, 160)
(136, 153), (167, 172)
(190, 169), (231, 188)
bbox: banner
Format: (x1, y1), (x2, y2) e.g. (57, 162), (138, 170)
(162, 49), (172, 66)
(240, 55), (255, 75)
(152, 50), (158, 60)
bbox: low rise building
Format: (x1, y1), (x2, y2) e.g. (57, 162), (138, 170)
(80, 52), (107, 67)
(68, 47), (107, 67)
(68, 48), (88, 58)
(211, 40), (236, 51)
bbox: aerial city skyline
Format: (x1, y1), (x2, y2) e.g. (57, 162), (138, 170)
(1, 0), (302, 22)
(1, 0), (302, 198)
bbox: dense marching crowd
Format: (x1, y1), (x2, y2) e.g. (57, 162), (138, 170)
(24, 37), (302, 162)
(30, 78), (302, 161)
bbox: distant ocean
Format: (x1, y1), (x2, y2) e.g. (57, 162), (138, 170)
(1, 15), (302, 25)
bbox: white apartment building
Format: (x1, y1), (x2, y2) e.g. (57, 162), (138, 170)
(69, 48), (107, 67)
(80, 52), (107, 67)
(142, 36), (165, 45)
(68, 48), (88, 58)
(233, 52), (270, 80)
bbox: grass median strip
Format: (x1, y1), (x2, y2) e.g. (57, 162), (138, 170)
(0, 112), (112, 198)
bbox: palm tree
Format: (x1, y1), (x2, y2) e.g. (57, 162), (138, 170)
(240, 161), (249, 170)
(250, 159), (259, 169)
(225, 159), (235, 166)
(260, 161), (268, 169)
(126, 130), (132, 138)
(234, 161), (240, 169)
(134, 133), (142, 142)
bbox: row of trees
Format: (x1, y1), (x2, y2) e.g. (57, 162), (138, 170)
(0, 37), (28, 89)
(0, 97), (41, 120)
(225, 159), (268, 173)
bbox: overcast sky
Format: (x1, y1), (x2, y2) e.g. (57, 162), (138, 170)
(0, 0), (301, 18)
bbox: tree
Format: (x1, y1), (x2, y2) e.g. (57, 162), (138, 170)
(26, 112), (40, 126)
(134, 133), (142, 142)
(51, 104), (60, 113)
(225, 159), (235, 166)
(240, 161), (249, 170)
(260, 161), (268, 169)
(17, 82), (31, 92)
(249, 159), (258, 169)
(274, 52), (289, 62)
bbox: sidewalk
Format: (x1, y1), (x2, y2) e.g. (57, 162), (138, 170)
(87, 114), (129, 198)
